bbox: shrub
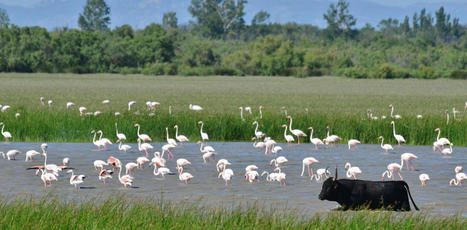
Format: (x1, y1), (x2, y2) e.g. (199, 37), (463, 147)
(343, 66), (368, 78)
(414, 65), (439, 79)
(448, 70), (467, 79)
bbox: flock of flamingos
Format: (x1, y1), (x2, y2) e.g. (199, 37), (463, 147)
(0, 98), (465, 191)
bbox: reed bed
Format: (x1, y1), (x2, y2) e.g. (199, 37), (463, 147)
(0, 197), (463, 229)
(0, 73), (466, 145)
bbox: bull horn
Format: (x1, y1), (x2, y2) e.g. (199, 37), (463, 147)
(325, 166), (330, 178)
(334, 166), (338, 181)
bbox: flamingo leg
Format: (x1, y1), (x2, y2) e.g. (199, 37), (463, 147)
(398, 172), (403, 180)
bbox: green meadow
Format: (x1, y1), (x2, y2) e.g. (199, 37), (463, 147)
(0, 73), (466, 145)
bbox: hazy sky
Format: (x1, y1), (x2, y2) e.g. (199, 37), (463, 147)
(0, 0), (465, 30)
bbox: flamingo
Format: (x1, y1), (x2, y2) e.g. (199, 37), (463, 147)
(189, 104), (203, 111)
(98, 169), (113, 184)
(270, 156), (288, 168)
(391, 121), (406, 146)
(151, 163), (175, 178)
(311, 168), (331, 182)
(261, 171), (279, 182)
(79, 106), (87, 116)
(198, 141), (216, 153)
(388, 104), (401, 119)
(439, 143), (453, 155)
(91, 130), (105, 151)
(218, 168), (234, 185)
(307, 127), (324, 149)
(324, 126), (341, 145)
(162, 143), (176, 160)
(245, 165), (258, 173)
(137, 138), (153, 157)
(344, 162), (362, 179)
(449, 172), (465, 186)
(0, 122), (12, 142)
(62, 157), (70, 166)
(264, 137), (276, 155)
(271, 145), (283, 155)
(176, 158), (191, 174)
(66, 102), (75, 109)
(67, 170), (85, 190)
(416, 114), (423, 119)
(245, 170), (259, 183)
(252, 137), (266, 149)
(1, 150), (21, 160)
(381, 163), (403, 181)
(378, 136), (393, 152)
(0, 105), (10, 112)
(239, 107), (245, 121)
(128, 101), (136, 111)
(252, 121), (264, 139)
(107, 156), (120, 168)
(259, 105), (264, 119)
(165, 127), (177, 146)
(347, 139), (361, 150)
(102, 99), (110, 105)
(198, 121), (209, 142)
(115, 123), (127, 142)
(281, 124), (295, 144)
(445, 110), (450, 125)
(401, 153), (418, 171)
(272, 167), (286, 186)
(125, 162), (138, 175)
(419, 174), (430, 186)
(174, 125), (189, 143)
(202, 151), (216, 163)
(135, 124), (152, 142)
(116, 159), (133, 188)
(286, 116), (307, 144)
(39, 169), (58, 190)
(301, 157), (319, 177)
(28, 146), (64, 176)
(117, 140), (131, 152)
(216, 159), (232, 172)
(93, 160), (109, 170)
(25, 143), (47, 161)
(244, 106), (252, 114)
(97, 130), (112, 150)
(136, 157), (150, 169)
(40, 97), (45, 106)
(178, 167), (194, 184)
(434, 128), (451, 146)
(47, 100), (53, 107)
(151, 152), (166, 167)
(15, 113), (20, 118)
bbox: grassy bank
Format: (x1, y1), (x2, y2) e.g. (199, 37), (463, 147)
(0, 74), (466, 144)
(0, 197), (463, 229)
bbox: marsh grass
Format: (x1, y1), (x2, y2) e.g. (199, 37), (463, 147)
(0, 196), (463, 229)
(0, 74), (466, 145)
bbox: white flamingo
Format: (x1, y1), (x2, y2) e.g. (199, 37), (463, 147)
(381, 163), (403, 181)
(281, 124), (294, 144)
(66, 102), (75, 109)
(117, 159), (133, 188)
(25, 143), (47, 162)
(270, 156), (288, 168)
(117, 140), (131, 152)
(310, 168), (330, 182)
(1, 150), (21, 160)
(419, 174), (430, 186)
(137, 138), (153, 157)
(93, 160), (108, 170)
(389, 104), (401, 119)
(400, 153), (418, 171)
(301, 157), (319, 177)
(324, 126), (341, 145)
(198, 121), (209, 142)
(308, 127), (324, 149)
(344, 162), (362, 179)
(434, 128), (451, 145)
(134, 124), (152, 142)
(391, 121), (406, 146)
(286, 116), (307, 144)
(98, 169), (113, 184)
(0, 122), (12, 142)
(128, 101), (136, 111)
(178, 167), (194, 184)
(67, 170), (85, 190)
(218, 168), (234, 185)
(174, 125), (189, 143)
(252, 121), (264, 139)
(176, 158), (191, 174)
(165, 127), (177, 146)
(378, 136), (393, 152)
(216, 159), (232, 172)
(439, 143), (453, 155)
(252, 137), (266, 149)
(189, 104), (203, 111)
(115, 123), (127, 142)
(347, 139), (361, 150)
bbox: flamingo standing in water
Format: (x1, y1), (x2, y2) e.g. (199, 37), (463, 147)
(307, 127), (324, 149)
(39, 169), (58, 191)
(218, 168), (234, 185)
(0, 122), (12, 142)
(165, 127), (177, 146)
(67, 170), (85, 190)
(178, 167), (194, 184)
(281, 125), (294, 144)
(270, 156), (288, 168)
(91, 130), (105, 151)
(198, 121), (209, 143)
(324, 126), (341, 145)
(151, 162), (175, 178)
(378, 136), (393, 152)
(174, 125), (189, 143)
(310, 168), (330, 182)
(301, 157), (319, 177)
(400, 153), (417, 171)
(176, 158), (191, 174)
(419, 174), (430, 186)
(286, 116), (307, 144)
(136, 157), (150, 169)
(381, 163), (403, 181)
(93, 160), (109, 170)
(1, 150), (21, 160)
(99, 169), (113, 184)
(216, 159), (232, 172)
(115, 123), (127, 142)
(449, 172), (465, 186)
(347, 139), (361, 150)
(134, 124), (152, 142)
(439, 143), (453, 155)
(161, 143), (176, 160)
(137, 138), (153, 157)
(391, 121), (406, 146)
(117, 140), (131, 152)
(433, 128), (451, 151)
(252, 137), (266, 149)
(344, 162), (362, 179)
(116, 159), (133, 187)
(97, 130), (112, 150)
(252, 121), (264, 139)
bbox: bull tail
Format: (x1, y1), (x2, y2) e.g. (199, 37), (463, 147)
(403, 181), (419, 211)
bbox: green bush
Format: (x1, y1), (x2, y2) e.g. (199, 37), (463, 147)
(372, 63), (411, 79)
(415, 65), (439, 79)
(343, 66), (368, 78)
(448, 70), (467, 79)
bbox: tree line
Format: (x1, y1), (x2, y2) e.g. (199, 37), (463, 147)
(0, 0), (466, 79)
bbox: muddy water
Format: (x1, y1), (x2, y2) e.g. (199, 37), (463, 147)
(0, 142), (465, 216)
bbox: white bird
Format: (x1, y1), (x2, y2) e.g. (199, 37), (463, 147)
(311, 168), (330, 182)
(102, 99), (110, 105)
(202, 151), (216, 163)
(301, 157), (319, 177)
(115, 123), (127, 142)
(96, 130), (112, 150)
(67, 170), (85, 190)
(347, 139), (361, 150)
(400, 153), (418, 171)
(381, 163), (403, 181)
(93, 160), (109, 170)
(389, 104), (401, 119)
(281, 124), (294, 144)
(79, 106), (87, 116)
(189, 104), (203, 111)
(151, 152), (166, 167)
(98, 169), (113, 184)
(25, 150), (41, 162)
(136, 157), (150, 169)
(216, 159), (231, 172)
(419, 174), (430, 186)
(66, 102), (75, 109)
(128, 101), (136, 111)
(134, 124), (152, 142)
(62, 157), (70, 166)
(174, 125), (189, 143)
(252, 121), (264, 139)
(198, 121), (209, 142)
(161, 143), (176, 160)
(218, 168), (234, 185)
(307, 127), (324, 149)
(439, 143), (453, 155)
(270, 156), (288, 168)
(116, 159), (133, 188)
(0, 105), (10, 112)
(0, 122), (12, 141)
(449, 172), (466, 186)
(271, 145), (283, 154)
(40, 97), (45, 106)
(176, 158), (191, 174)
(344, 162), (362, 179)
(125, 162), (138, 175)
(252, 137), (266, 149)
(378, 136), (393, 152)
(47, 100), (53, 107)
(434, 128), (451, 146)
(286, 116), (307, 144)
(324, 125), (341, 145)
(178, 167), (194, 184)
(1, 150), (21, 160)
(165, 127), (177, 147)
(244, 106), (252, 114)
(117, 140), (131, 152)
(455, 166), (463, 174)
(245, 170), (259, 183)
(391, 121), (406, 145)
(264, 137), (276, 155)
(151, 163), (174, 178)
(137, 138), (154, 157)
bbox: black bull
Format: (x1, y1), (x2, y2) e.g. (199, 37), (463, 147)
(318, 170), (419, 211)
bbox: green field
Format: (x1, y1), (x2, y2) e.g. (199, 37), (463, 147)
(0, 73), (466, 144)
(0, 197), (463, 229)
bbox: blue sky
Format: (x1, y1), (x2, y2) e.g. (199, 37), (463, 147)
(0, 0), (466, 30)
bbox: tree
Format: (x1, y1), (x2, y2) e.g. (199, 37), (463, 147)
(163, 12), (178, 29)
(400, 16), (410, 35)
(0, 8), (9, 28)
(323, 0), (356, 39)
(251, 10), (269, 25)
(189, 0), (247, 38)
(78, 0), (111, 32)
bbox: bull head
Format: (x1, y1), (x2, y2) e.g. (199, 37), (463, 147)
(333, 166), (338, 181)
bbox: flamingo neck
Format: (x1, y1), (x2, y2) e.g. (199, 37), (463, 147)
(1, 124), (4, 134)
(137, 139), (142, 151)
(380, 138), (384, 147)
(392, 123), (396, 136)
(175, 126), (179, 137)
(137, 126), (141, 137)
(118, 165), (122, 179)
(288, 118), (293, 131)
(166, 128), (169, 141)
(240, 109), (243, 120)
(99, 132), (103, 140)
(199, 142), (204, 152)
(436, 129), (440, 141)
(346, 169), (351, 178)
(327, 128), (330, 138)
(200, 123), (204, 135)
(283, 126), (287, 138)
(118, 141), (122, 150)
(153, 166), (159, 176)
(310, 128), (313, 139)
(254, 122), (259, 133)
(390, 107), (394, 117)
(92, 132), (97, 144)
(115, 124), (119, 136)
(259, 109), (262, 119)
(400, 159), (404, 169)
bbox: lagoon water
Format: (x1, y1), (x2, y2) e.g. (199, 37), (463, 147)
(0, 142), (465, 216)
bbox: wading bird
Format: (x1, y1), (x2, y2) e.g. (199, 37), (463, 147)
(189, 104), (203, 111)
(381, 163), (403, 181)
(281, 124), (294, 144)
(115, 123), (127, 142)
(174, 125), (189, 143)
(286, 116), (307, 144)
(344, 162), (362, 179)
(324, 126), (341, 145)
(0, 122), (12, 142)
(134, 124), (152, 142)
(301, 157), (319, 177)
(308, 127), (324, 149)
(419, 174), (430, 186)
(378, 136), (393, 152)
(401, 153), (417, 171)
(391, 121), (406, 145)
(67, 170), (85, 190)
(198, 121), (209, 142)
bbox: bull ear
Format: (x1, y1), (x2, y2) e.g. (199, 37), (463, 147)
(333, 166), (338, 181)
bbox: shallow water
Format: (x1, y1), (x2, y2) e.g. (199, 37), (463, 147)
(0, 142), (465, 216)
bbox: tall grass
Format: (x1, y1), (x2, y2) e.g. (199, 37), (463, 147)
(0, 197), (463, 229)
(0, 108), (466, 145)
